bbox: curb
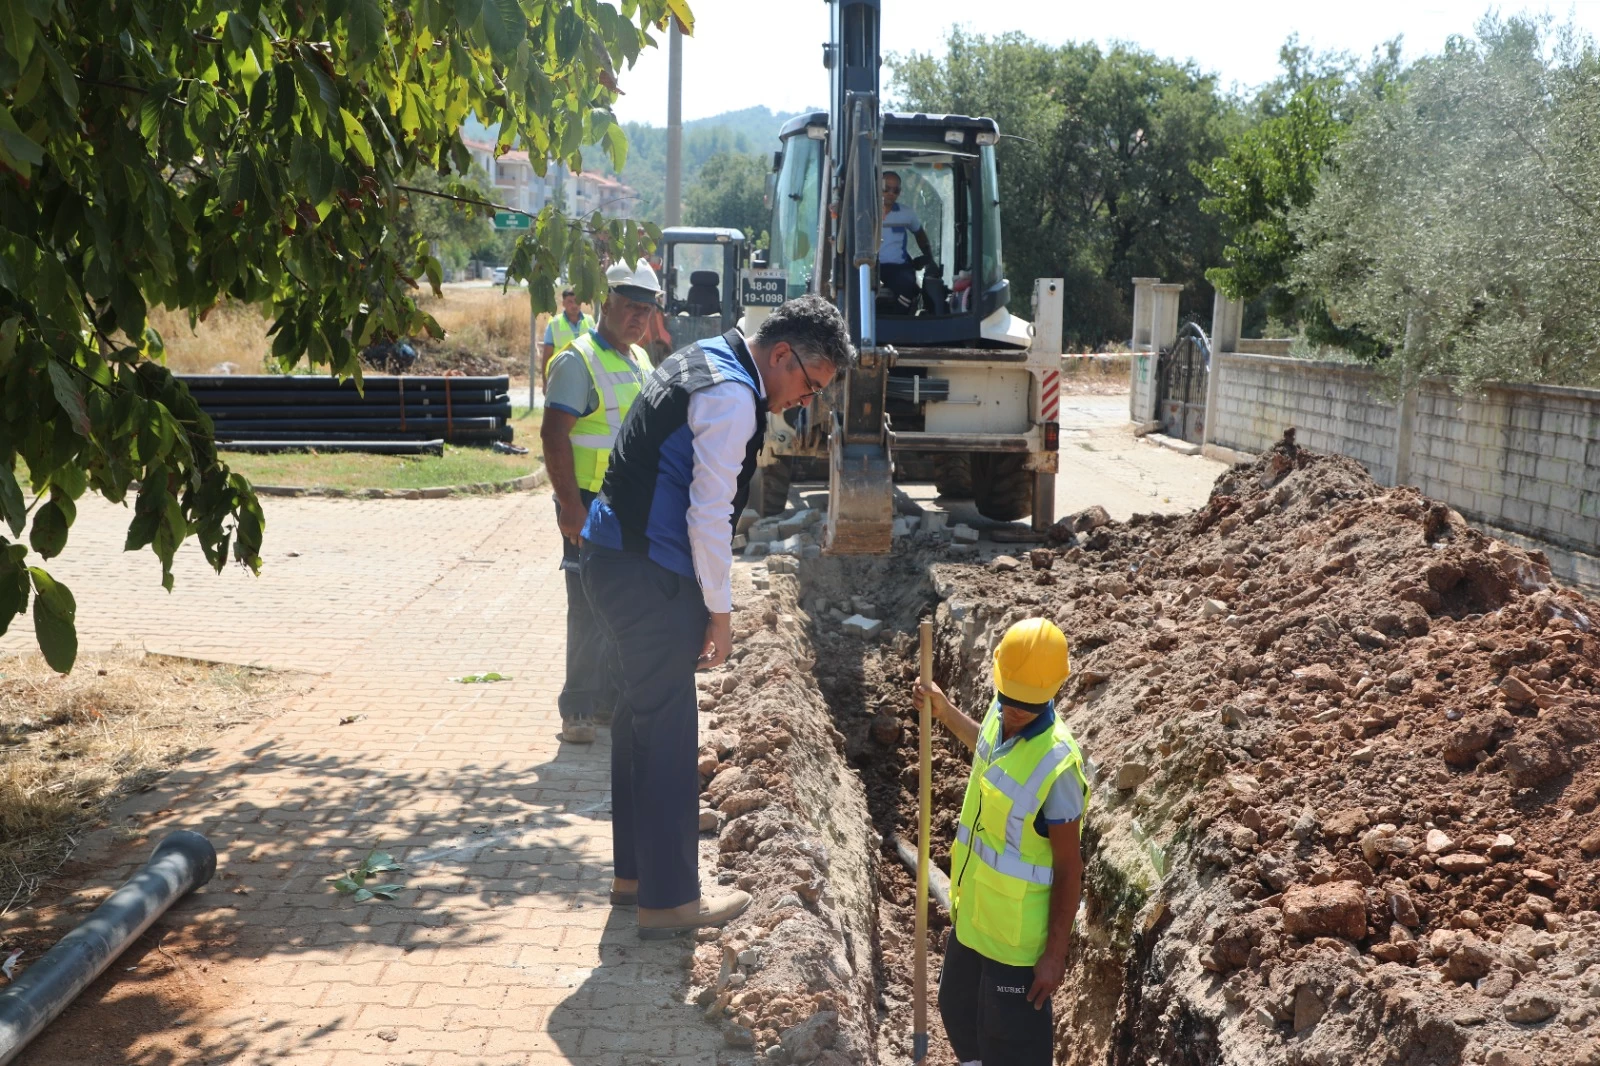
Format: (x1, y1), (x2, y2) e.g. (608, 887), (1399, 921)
(251, 466), (547, 500)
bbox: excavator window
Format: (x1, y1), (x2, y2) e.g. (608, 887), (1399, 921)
(879, 149), (978, 316)
(770, 134), (825, 300)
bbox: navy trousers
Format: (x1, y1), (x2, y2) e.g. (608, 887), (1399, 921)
(938, 932), (1055, 1065)
(557, 490), (619, 724)
(581, 542), (707, 910)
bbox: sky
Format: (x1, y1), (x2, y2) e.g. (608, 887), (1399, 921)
(609, 0), (1600, 126)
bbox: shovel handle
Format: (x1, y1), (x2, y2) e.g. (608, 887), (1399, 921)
(913, 618), (933, 1060)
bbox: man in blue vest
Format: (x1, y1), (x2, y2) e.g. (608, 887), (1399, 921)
(581, 295), (854, 937)
(915, 618), (1089, 1066)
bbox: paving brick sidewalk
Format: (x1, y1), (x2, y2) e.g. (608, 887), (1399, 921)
(4, 494), (723, 1066)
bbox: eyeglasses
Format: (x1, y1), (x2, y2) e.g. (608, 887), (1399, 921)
(795, 354), (829, 398)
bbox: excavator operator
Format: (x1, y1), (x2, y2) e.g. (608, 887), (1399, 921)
(879, 170), (934, 314)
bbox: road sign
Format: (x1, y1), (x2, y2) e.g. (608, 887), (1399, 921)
(740, 268), (786, 308)
(492, 212), (531, 230)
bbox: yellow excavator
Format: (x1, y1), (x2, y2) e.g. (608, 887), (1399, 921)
(743, 0), (1064, 552)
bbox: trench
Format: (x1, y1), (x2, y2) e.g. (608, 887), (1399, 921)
(784, 552), (1161, 1066)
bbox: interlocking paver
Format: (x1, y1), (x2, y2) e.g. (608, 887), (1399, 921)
(5, 492), (725, 1065)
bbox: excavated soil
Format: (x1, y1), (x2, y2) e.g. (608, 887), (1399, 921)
(702, 435), (1600, 1066)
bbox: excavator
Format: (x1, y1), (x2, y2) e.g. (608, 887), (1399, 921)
(744, 0), (1064, 553)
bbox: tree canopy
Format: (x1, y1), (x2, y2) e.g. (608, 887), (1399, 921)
(683, 150), (768, 244)
(1291, 16), (1600, 388)
(891, 30), (1239, 347)
(0, 0), (685, 670)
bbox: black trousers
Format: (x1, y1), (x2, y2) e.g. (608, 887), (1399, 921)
(556, 490), (619, 723)
(938, 931), (1054, 1065)
(581, 543), (708, 909)
(880, 261), (920, 311)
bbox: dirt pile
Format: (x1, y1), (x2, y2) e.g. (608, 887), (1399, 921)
(767, 434), (1599, 1065)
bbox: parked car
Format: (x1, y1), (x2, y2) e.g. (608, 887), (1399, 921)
(491, 265), (509, 285)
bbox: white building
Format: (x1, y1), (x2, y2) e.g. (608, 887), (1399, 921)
(463, 138), (636, 220)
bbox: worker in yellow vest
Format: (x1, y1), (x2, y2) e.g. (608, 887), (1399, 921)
(539, 288), (596, 391)
(540, 260), (659, 745)
(913, 618), (1090, 1066)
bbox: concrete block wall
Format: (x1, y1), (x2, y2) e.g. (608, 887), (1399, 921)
(1205, 352), (1600, 595)
(1208, 354), (1401, 485)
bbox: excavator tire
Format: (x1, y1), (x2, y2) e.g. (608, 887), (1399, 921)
(971, 453), (1033, 523)
(756, 457), (793, 517)
(933, 452), (973, 499)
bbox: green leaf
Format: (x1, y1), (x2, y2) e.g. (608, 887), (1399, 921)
(329, 875), (360, 892)
(345, 0), (386, 66)
(0, 2), (37, 66)
(47, 362), (91, 438)
(368, 884), (404, 900)
(477, 0), (526, 59)
(339, 108), (374, 167)
(351, 888), (374, 902)
(28, 567), (77, 673)
(0, 465), (25, 537)
(29, 500), (68, 559)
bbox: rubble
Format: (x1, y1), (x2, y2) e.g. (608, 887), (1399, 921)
(703, 434), (1597, 1065)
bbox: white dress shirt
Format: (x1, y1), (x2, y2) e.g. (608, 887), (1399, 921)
(685, 346), (766, 614)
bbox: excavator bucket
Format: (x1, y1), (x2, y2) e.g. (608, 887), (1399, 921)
(824, 433), (894, 554)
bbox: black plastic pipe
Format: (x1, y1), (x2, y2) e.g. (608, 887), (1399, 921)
(204, 402), (511, 421)
(190, 388), (507, 407)
(177, 374), (510, 391)
(219, 439), (446, 455)
(0, 831), (216, 1065)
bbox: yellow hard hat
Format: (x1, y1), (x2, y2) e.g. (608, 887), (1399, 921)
(992, 618), (1071, 707)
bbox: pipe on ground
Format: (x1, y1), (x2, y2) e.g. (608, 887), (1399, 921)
(892, 835), (951, 917)
(0, 830), (217, 1066)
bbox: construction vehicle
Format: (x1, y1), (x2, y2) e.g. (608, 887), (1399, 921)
(658, 226), (748, 351)
(744, 0), (1063, 551)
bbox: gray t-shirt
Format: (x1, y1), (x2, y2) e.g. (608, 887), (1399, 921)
(545, 338), (648, 418)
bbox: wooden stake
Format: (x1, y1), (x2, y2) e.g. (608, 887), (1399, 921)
(913, 618), (933, 1063)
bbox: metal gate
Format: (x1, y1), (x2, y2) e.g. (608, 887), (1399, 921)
(1156, 322), (1210, 444)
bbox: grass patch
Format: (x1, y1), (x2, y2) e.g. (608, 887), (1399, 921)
(221, 408), (542, 491)
(0, 649), (296, 914)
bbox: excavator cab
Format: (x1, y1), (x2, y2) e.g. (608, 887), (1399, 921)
(749, 0), (1062, 551)
(659, 226), (747, 352)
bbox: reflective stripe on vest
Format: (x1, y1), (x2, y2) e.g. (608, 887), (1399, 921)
(567, 334), (648, 493)
(949, 699), (1091, 967)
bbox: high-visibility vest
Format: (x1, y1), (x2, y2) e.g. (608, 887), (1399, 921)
(567, 333), (651, 493)
(949, 699), (1091, 967)
(545, 312), (595, 371)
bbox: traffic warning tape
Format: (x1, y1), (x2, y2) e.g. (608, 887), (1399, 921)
(1040, 370), (1060, 421)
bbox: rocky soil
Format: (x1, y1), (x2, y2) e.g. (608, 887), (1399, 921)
(702, 433), (1600, 1066)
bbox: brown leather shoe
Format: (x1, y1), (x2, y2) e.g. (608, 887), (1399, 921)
(637, 890), (751, 940)
(559, 719), (596, 744)
(609, 878), (639, 906)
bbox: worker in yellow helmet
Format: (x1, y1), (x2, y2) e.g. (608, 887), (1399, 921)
(913, 617), (1090, 1066)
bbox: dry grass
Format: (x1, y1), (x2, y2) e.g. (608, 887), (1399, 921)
(0, 649), (296, 914)
(149, 302), (277, 375)
(147, 284), (549, 379)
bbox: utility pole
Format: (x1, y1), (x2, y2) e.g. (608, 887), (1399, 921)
(665, 19), (683, 227)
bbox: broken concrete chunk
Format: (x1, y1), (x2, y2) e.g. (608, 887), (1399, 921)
(841, 614), (884, 638)
(991, 555), (1021, 572)
(1436, 852), (1491, 875)
(1293, 662), (1345, 693)
(1094, 574), (1130, 599)
(951, 524), (980, 544)
(892, 517), (915, 538)
(767, 555), (798, 575)
(1200, 598), (1229, 619)
(921, 512), (949, 534)
(1282, 881), (1367, 941)
(1293, 984), (1326, 1032)
(1114, 761), (1149, 790)
(1502, 989), (1562, 1024)
(1425, 829), (1456, 855)
(780, 1010), (839, 1063)
(1499, 675), (1537, 704)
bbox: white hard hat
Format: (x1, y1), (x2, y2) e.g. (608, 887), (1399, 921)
(605, 259), (661, 301)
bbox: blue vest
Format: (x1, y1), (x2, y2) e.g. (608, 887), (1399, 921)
(581, 331), (766, 579)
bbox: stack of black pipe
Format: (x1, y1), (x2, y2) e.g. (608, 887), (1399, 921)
(178, 374), (514, 455)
